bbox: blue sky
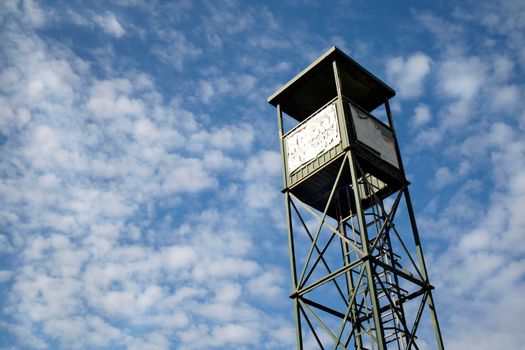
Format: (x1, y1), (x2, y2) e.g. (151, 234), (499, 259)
(0, 0), (524, 349)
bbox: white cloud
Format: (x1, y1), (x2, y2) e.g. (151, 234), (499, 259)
(208, 124), (255, 151)
(0, 270), (12, 283)
(0, 234), (13, 253)
(410, 103), (432, 129)
(198, 80), (215, 103)
(0, 11), (292, 348)
(0, 0), (50, 28)
(202, 150), (242, 172)
(429, 161), (470, 189)
(413, 127), (442, 147)
(408, 6), (525, 348)
(240, 150), (282, 211)
(491, 55), (514, 82)
(243, 150), (281, 180)
(152, 30), (202, 70)
(4, 1), (523, 349)
(458, 229), (490, 251)
(213, 283), (242, 303)
(386, 53), (431, 98)
(188, 123), (255, 154)
(163, 245), (198, 270)
(415, 12), (465, 55)
(244, 182), (279, 209)
(492, 84), (520, 112)
(67, 8), (90, 26)
(194, 73), (259, 103)
(422, 119), (525, 349)
(431, 166), (454, 189)
(411, 53), (509, 148)
(193, 257), (260, 281)
(247, 268), (286, 299)
(212, 323), (259, 346)
(474, 0), (525, 67)
(93, 11), (125, 38)
(205, 2), (254, 35)
(438, 57), (485, 101)
(161, 157), (217, 193)
(86, 79), (145, 118)
(23, 0), (48, 27)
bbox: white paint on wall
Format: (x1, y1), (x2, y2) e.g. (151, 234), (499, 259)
(285, 103), (341, 174)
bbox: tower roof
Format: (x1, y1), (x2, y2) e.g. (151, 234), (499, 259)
(267, 46), (395, 122)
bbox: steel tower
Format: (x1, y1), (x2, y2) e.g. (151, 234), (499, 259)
(267, 47), (444, 350)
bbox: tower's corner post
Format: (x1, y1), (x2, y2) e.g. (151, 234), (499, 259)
(333, 57), (385, 348)
(347, 151), (387, 350)
(285, 190), (304, 349)
(277, 103), (304, 349)
(276, 104), (287, 191)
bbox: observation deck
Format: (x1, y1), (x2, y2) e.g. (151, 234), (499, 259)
(268, 47), (405, 219)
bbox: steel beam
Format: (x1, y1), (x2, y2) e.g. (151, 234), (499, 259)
(348, 152), (387, 350)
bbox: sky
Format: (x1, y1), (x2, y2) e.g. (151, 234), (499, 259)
(0, 0), (524, 349)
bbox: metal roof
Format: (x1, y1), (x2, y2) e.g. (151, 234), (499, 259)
(267, 46), (395, 122)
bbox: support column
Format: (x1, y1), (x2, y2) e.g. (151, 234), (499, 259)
(278, 101), (303, 349)
(348, 151), (386, 350)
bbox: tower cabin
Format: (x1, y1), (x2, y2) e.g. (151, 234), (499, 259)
(268, 47), (404, 220)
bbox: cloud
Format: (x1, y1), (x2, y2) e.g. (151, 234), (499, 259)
(405, 5), (525, 348)
(0, 234), (13, 253)
(429, 161), (470, 189)
(421, 116), (525, 349)
(0, 0), (50, 28)
(23, 0), (48, 27)
(241, 150), (282, 211)
(247, 268), (286, 299)
(473, 0), (525, 66)
(0, 7), (291, 346)
(243, 150), (281, 180)
(202, 150), (242, 172)
(209, 123), (255, 150)
(243, 182), (279, 209)
(0, 270), (12, 283)
(194, 73), (259, 104)
(437, 57), (485, 102)
(411, 52), (521, 148)
(86, 79), (145, 118)
(0, 10), (291, 348)
(410, 103), (432, 129)
(2, 1), (523, 349)
(161, 157), (217, 193)
(491, 84), (521, 112)
(93, 11), (125, 38)
(386, 53), (431, 98)
(204, 2), (255, 35)
(163, 245), (198, 270)
(152, 30), (202, 70)
(212, 323), (259, 346)
(414, 12), (465, 54)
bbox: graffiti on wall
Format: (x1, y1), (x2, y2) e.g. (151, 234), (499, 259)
(285, 103), (341, 174)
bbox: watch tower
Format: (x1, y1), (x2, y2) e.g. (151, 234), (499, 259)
(268, 47), (444, 350)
